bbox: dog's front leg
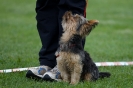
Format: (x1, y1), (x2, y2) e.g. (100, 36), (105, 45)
(59, 65), (70, 82)
(70, 64), (83, 85)
(61, 71), (70, 83)
(57, 58), (70, 83)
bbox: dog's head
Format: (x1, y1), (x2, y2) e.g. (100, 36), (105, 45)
(62, 11), (99, 38)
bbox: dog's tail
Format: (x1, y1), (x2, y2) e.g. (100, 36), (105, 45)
(99, 72), (111, 78)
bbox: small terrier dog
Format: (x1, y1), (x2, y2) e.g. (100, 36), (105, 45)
(55, 11), (110, 85)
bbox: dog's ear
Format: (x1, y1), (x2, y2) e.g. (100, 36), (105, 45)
(62, 11), (73, 22)
(79, 20), (99, 37)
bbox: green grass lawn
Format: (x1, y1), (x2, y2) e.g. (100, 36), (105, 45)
(0, 0), (133, 88)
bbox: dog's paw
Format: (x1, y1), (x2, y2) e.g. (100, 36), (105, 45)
(70, 81), (78, 85)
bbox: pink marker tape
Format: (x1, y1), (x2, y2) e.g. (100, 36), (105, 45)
(0, 62), (133, 73)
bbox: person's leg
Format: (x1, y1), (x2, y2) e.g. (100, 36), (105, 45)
(26, 0), (60, 79)
(36, 0), (60, 68)
(58, 0), (87, 47)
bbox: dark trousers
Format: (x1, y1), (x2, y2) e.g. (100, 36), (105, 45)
(36, 0), (87, 68)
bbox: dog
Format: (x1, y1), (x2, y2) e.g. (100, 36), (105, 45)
(55, 11), (110, 85)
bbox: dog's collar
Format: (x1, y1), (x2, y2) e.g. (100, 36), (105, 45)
(69, 44), (76, 48)
(56, 54), (59, 58)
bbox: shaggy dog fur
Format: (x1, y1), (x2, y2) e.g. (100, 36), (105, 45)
(55, 11), (110, 85)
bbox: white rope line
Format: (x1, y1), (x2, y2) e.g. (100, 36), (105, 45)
(0, 61), (133, 73)
(0, 67), (38, 73)
(95, 61), (133, 66)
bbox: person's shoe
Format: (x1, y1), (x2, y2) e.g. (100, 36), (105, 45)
(26, 66), (51, 80)
(42, 66), (62, 81)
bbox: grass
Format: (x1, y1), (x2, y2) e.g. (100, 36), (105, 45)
(0, 0), (133, 88)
